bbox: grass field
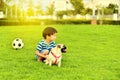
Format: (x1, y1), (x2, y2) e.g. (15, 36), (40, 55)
(0, 25), (120, 80)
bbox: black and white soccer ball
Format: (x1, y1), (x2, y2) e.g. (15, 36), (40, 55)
(12, 38), (24, 50)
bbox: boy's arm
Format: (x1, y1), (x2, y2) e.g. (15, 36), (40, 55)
(36, 50), (47, 58)
(36, 42), (47, 58)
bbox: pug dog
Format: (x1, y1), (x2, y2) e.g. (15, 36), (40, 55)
(44, 44), (67, 67)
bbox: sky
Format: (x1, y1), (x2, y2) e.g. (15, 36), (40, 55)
(41, 0), (90, 10)
(40, 0), (51, 10)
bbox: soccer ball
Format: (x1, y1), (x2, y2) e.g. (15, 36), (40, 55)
(12, 38), (24, 50)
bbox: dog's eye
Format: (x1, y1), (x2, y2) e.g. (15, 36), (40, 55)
(57, 45), (61, 48)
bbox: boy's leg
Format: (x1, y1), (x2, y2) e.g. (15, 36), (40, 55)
(37, 50), (49, 62)
(42, 50), (49, 55)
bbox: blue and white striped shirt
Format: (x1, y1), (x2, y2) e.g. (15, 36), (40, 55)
(36, 39), (56, 53)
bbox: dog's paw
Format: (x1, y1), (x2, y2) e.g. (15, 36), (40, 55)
(58, 64), (61, 67)
(43, 60), (46, 62)
(48, 62), (52, 66)
(58, 62), (61, 67)
(45, 62), (48, 65)
(44, 60), (49, 65)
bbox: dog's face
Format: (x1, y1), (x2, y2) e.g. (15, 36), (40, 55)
(57, 44), (67, 53)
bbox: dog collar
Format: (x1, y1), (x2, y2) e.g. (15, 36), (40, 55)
(51, 52), (61, 64)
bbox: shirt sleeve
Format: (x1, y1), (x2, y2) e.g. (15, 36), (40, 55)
(50, 41), (56, 48)
(52, 42), (56, 47)
(36, 42), (42, 52)
(47, 42), (56, 52)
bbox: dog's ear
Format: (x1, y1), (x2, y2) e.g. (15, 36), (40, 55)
(57, 45), (61, 48)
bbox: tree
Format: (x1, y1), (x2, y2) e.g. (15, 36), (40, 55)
(85, 8), (92, 15)
(70, 0), (84, 14)
(46, 3), (54, 15)
(104, 3), (118, 15)
(56, 11), (67, 19)
(0, 0), (7, 11)
(4, 0), (21, 18)
(4, 0), (43, 18)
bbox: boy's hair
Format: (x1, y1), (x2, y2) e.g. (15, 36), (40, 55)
(42, 27), (57, 39)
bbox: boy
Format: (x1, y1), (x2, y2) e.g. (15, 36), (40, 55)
(36, 27), (57, 62)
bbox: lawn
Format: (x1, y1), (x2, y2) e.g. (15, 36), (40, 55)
(0, 25), (120, 80)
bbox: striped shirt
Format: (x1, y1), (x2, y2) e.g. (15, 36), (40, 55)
(36, 39), (56, 53)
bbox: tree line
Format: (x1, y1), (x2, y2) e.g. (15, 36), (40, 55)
(0, 0), (118, 19)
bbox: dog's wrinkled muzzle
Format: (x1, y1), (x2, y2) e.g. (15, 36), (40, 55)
(61, 45), (67, 53)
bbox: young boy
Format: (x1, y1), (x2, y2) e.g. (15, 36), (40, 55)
(36, 27), (57, 62)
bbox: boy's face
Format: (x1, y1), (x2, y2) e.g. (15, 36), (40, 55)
(47, 33), (57, 41)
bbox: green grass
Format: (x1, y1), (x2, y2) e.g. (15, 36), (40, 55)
(0, 25), (120, 80)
